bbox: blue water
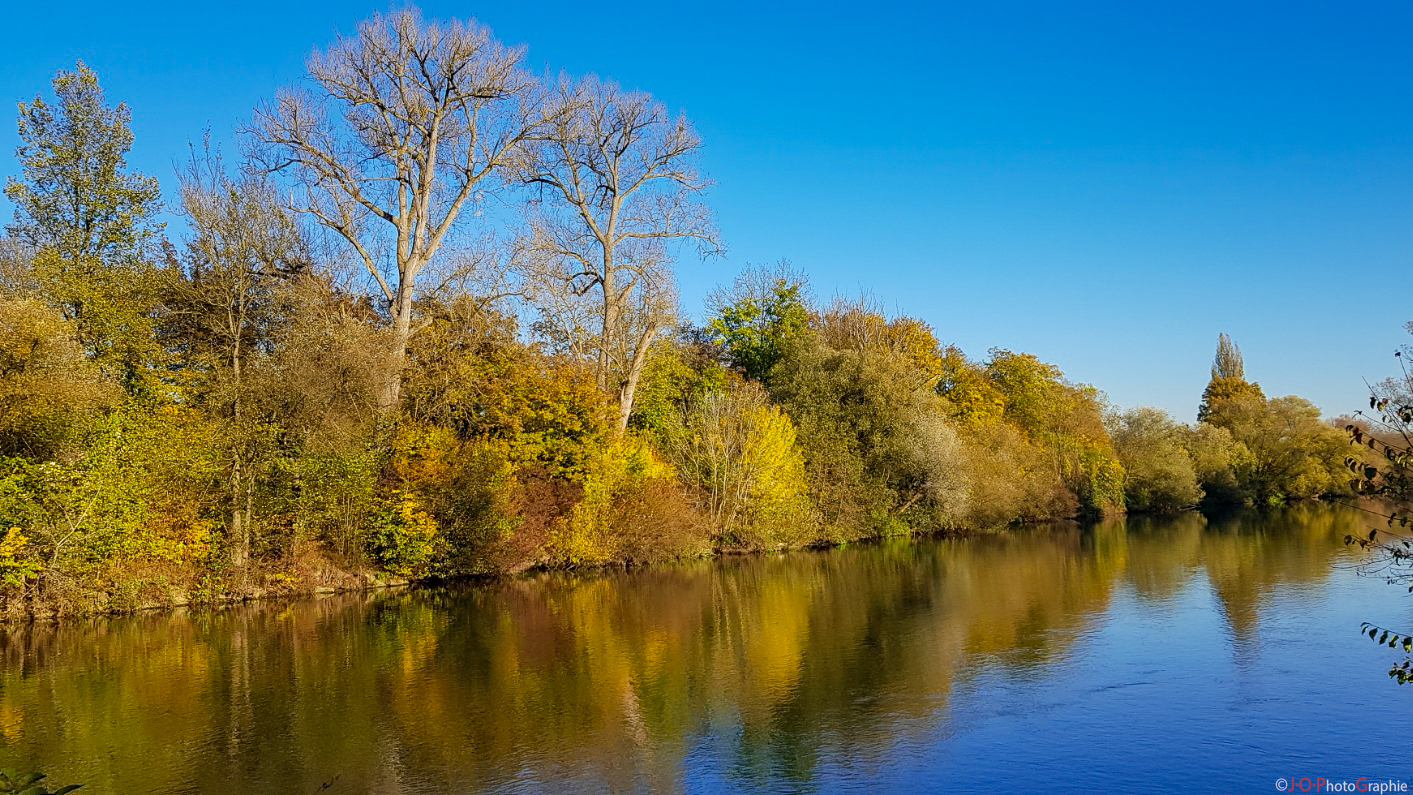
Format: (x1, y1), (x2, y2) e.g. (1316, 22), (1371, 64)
(0, 505), (1409, 794)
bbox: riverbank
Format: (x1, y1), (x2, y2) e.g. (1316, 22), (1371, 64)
(2, 517), (1050, 622)
(9, 495), (1364, 623)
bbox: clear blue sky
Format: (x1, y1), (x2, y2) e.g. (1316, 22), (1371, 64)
(3, 0), (1410, 421)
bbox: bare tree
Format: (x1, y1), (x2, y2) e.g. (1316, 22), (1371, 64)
(518, 76), (719, 433)
(249, 9), (547, 415)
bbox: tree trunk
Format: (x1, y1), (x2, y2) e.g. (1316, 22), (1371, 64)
(598, 252), (617, 395)
(378, 277), (417, 416)
(615, 318), (658, 434)
(229, 454), (249, 569)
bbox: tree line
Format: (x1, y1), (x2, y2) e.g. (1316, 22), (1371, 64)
(0, 10), (1368, 617)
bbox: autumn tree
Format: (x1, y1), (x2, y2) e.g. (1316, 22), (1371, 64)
(4, 62), (166, 391)
(986, 349), (1125, 516)
(1195, 334), (1346, 504)
(1198, 333), (1266, 423)
(167, 144), (309, 568)
(250, 9), (548, 415)
(518, 76), (719, 433)
(0, 299), (111, 459)
(5, 62), (162, 273)
(1180, 422), (1249, 505)
(769, 308), (970, 537)
(1107, 407), (1202, 513)
(627, 328), (730, 439)
(936, 345), (1008, 428)
(659, 381), (816, 547)
(0, 237), (39, 298)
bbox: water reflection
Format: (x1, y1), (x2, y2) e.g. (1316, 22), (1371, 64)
(0, 505), (1388, 793)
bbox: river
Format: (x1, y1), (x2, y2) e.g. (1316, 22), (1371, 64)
(0, 504), (1408, 793)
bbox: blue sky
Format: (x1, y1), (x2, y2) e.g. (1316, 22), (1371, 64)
(3, 0), (1410, 421)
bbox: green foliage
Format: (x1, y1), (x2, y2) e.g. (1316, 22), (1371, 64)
(707, 263), (811, 383)
(770, 329), (968, 538)
(1108, 408), (1203, 513)
(1075, 443), (1126, 516)
(0, 44), (1371, 620)
(278, 449), (381, 561)
(1198, 376), (1267, 425)
(986, 349), (1125, 517)
(5, 62), (161, 266)
(936, 345), (1007, 428)
(1180, 422), (1250, 506)
(660, 382), (817, 548)
(1206, 393), (1348, 503)
(369, 491), (443, 577)
(0, 435), (145, 569)
(404, 303), (611, 478)
(986, 349), (1065, 438)
(0, 527), (42, 587)
(629, 335), (729, 439)
(1360, 623), (1413, 684)
(6, 63), (167, 396)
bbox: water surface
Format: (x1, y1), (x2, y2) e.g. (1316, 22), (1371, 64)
(1, 505), (1409, 793)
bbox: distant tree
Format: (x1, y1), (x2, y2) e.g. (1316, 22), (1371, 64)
(1196, 336), (1347, 504)
(517, 76), (719, 433)
(1180, 422), (1249, 506)
(250, 9), (548, 416)
(1229, 395), (1348, 503)
(707, 262), (811, 383)
(1212, 332), (1244, 381)
(1198, 333), (1266, 423)
(986, 349), (1125, 516)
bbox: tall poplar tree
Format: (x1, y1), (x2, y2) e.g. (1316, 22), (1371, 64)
(1198, 333), (1266, 424)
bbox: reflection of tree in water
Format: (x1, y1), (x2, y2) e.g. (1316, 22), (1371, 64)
(1199, 505), (1356, 651)
(0, 505), (1374, 793)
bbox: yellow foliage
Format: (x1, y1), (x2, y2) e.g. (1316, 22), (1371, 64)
(0, 527), (40, 587)
(663, 384), (817, 548)
(0, 298), (111, 457)
(370, 490), (443, 577)
(938, 346), (1007, 427)
(391, 424), (460, 487)
(813, 299), (947, 391)
(737, 402), (816, 546)
(555, 434), (676, 566)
